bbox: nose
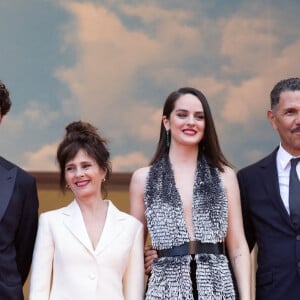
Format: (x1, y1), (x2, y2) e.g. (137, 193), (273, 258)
(75, 167), (84, 177)
(187, 115), (195, 125)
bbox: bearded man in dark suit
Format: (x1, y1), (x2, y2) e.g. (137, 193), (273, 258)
(0, 80), (39, 300)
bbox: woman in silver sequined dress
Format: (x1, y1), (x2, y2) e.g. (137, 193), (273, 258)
(129, 87), (251, 299)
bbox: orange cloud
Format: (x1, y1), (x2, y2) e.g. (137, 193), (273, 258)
(24, 142), (59, 171)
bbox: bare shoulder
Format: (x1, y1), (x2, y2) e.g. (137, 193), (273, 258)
(221, 165), (236, 176)
(129, 167), (151, 221)
(219, 165), (238, 186)
(130, 166), (150, 185)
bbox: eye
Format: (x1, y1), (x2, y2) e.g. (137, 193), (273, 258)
(83, 163), (91, 169)
(285, 109), (296, 116)
(177, 113), (188, 118)
(195, 114), (204, 120)
(65, 166), (74, 172)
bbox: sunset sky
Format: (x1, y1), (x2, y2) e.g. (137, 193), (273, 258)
(0, 0), (299, 172)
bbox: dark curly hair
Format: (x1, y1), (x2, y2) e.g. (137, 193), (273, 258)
(56, 120), (112, 195)
(0, 80), (12, 116)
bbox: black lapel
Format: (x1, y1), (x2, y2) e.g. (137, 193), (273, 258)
(260, 149), (294, 229)
(0, 158), (17, 221)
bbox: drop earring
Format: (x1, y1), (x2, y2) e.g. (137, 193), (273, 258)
(166, 130), (170, 148)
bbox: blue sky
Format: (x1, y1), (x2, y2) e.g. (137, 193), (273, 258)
(0, 0), (299, 172)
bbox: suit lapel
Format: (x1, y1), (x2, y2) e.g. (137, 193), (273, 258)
(0, 159), (17, 221)
(62, 200), (94, 253)
(62, 200), (124, 255)
(260, 149), (293, 228)
(95, 200), (124, 255)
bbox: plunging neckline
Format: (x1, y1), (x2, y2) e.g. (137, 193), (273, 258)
(167, 157), (198, 241)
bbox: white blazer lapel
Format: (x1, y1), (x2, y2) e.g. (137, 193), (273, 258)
(62, 200), (94, 253)
(95, 200), (124, 255)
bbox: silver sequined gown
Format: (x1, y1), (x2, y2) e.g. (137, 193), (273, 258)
(145, 155), (236, 300)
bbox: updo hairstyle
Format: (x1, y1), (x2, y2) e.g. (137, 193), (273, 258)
(56, 120), (111, 193)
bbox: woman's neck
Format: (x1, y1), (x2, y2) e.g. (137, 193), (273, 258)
(168, 144), (199, 165)
(76, 196), (105, 215)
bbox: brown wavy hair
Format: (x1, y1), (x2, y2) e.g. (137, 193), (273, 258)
(56, 120), (112, 195)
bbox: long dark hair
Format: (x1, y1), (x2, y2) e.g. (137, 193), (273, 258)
(150, 87), (231, 171)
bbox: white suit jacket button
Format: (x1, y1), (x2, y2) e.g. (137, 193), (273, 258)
(88, 273), (96, 280)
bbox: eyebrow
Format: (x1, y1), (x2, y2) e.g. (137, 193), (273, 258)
(175, 109), (204, 113)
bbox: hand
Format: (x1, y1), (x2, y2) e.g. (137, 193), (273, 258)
(144, 245), (158, 275)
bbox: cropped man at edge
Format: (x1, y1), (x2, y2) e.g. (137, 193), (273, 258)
(238, 77), (300, 300)
(0, 80), (39, 300)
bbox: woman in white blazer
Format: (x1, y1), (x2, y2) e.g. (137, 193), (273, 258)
(29, 121), (144, 300)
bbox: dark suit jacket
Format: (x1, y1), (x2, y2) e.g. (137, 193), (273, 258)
(237, 148), (300, 300)
(0, 156), (39, 300)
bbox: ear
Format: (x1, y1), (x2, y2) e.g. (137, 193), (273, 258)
(102, 168), (108, 181)
(267, 109), (278, 131)
(162, 115), (169, 131)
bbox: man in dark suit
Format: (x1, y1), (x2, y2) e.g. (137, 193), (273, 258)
(237, 77), (300, 300)
(0, 80), (39, 300)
